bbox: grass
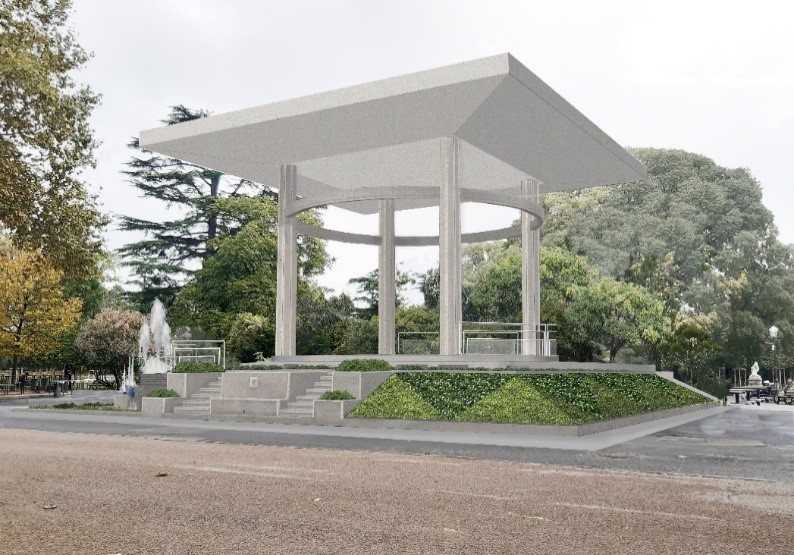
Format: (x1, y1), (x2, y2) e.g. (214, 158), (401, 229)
(30, 402), (125, 411)
(348, 372), (711, 425)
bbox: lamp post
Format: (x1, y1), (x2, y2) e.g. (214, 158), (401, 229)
(769, 325), (780, 388)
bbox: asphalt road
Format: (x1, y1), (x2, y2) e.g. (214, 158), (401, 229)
(1, 397), (792, 483)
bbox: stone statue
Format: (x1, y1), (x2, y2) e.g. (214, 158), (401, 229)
(748, 361), (762, 386)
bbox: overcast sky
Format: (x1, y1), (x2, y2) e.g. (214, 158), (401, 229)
(70, 0), (794, 301)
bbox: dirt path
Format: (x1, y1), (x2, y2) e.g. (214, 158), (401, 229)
(0, 429), (789, 554)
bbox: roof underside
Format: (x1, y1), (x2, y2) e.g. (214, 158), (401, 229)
(139, 53), (646, 215)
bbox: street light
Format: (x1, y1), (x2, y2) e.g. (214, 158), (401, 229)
(769, 325), (781, 388)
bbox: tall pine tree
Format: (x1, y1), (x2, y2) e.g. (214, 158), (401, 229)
(119, 105), (273, 309)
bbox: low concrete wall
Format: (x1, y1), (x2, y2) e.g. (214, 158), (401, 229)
(313, 399), (360, 423)
(220, 371), (329, 401)
(332, 371), (392, 399)
(221, 372), (290, 399)
(211, 398), (280, 417)
(167, 372), (218, 398)
(142, 397), (181, 417)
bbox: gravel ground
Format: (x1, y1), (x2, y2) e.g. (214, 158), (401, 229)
(1, 429), (791, 554)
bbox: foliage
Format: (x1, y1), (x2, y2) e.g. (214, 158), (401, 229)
(119, 106), (271, 309)
(348, 267), (416, 319)
(0, 249), (82, 382)
(0, 0), (107, 277)
(147, 388), (179, 398)
(347, 377), (440, 419)
(319, 390), (355, 401)
(227, 312), (274, 362)
(170, 196), (330, 343)
(564, 278), (668, 362)
(75, 309), (143, 387)
(542, 147), (794, 377)
(348, 372), (709, 424)
(455, 379), (574, 425)
(172, 361), (223, 373)
(336, 358), (393, 372)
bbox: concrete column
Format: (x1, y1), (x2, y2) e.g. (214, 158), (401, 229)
(439, 137), (462, 355)
(378, 198), (396, 355)
(275, 164), (298, 356)
(521, 177), (540, 355)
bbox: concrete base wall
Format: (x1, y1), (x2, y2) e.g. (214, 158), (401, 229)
(220, 371), (329, 401)
(313, 400), (360, 423)
(142, 397), (181, 417)
(211, 398), (280, 417)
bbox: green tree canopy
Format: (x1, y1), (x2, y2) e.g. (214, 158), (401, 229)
(119, 105), (272, 309)
(75, 308), (144, 388)
(0, 248), (82, 381)
(0, 0), (107, 277)
(170, 197), (330, 347)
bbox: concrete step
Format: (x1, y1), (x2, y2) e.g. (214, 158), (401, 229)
(279, 407), (313, 417)
(181, 399), (211, 408)
(173, 405), (210, 414)
(306, 387), (332, 395)
(287, 400), (314, 408)
(296, 394), (322, 401)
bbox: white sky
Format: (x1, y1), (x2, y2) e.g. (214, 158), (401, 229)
(70, 0), (794, 302)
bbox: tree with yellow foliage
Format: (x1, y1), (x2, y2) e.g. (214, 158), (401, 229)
(0, 248), (82, 383)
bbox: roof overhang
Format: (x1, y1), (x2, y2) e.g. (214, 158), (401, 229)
(139, 53), (646, 215)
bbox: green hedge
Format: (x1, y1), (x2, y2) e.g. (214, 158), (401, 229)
(172, 361), (224, 373)
(147, 388), (179, 398)
(349, 372), (710, 425)
(336, 359), (393, 372)
(319, 390), (356, 401)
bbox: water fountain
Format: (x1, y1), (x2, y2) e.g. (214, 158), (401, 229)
(140, 299), (172, 374)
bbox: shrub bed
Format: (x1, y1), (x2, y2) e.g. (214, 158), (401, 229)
(336, 359), (392, 372)
(147, 388), (179, 398)
(348, 372), (710, 424)
(172, 361), (224, 373)
(319, 390), (356, 401)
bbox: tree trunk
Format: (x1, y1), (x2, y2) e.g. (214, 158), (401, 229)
(11, 352), (19, 385)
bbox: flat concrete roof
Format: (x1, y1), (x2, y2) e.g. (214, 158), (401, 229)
(140, 53), (646, 214)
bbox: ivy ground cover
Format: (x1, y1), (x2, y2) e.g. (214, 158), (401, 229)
(347, 372), (710, 425)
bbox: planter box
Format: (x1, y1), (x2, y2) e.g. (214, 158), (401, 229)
(313, 399), (360, 423)
(142, 397), (181, 417)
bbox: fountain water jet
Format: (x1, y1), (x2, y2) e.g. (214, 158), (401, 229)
(139, 299), (172, 374)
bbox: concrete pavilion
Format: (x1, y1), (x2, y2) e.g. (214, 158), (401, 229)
(140, 53), (646, 363)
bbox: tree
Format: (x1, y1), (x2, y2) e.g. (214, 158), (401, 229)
(542, 147), (794, 369)
(227, 313), (274, 363)
(75, 309), (144, 388)
(564, 278), (668, 362)
(0, 248), (82, 382)
(0, 0), (107, 277)
(348, 267), (416, 319)
(170, 196), (330, 343)
(659, 321), (720, 389)
(119, 106), (271, 309)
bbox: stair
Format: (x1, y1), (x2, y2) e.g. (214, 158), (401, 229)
(172, 374), (223, 415)
(279, 373), (333, 418)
